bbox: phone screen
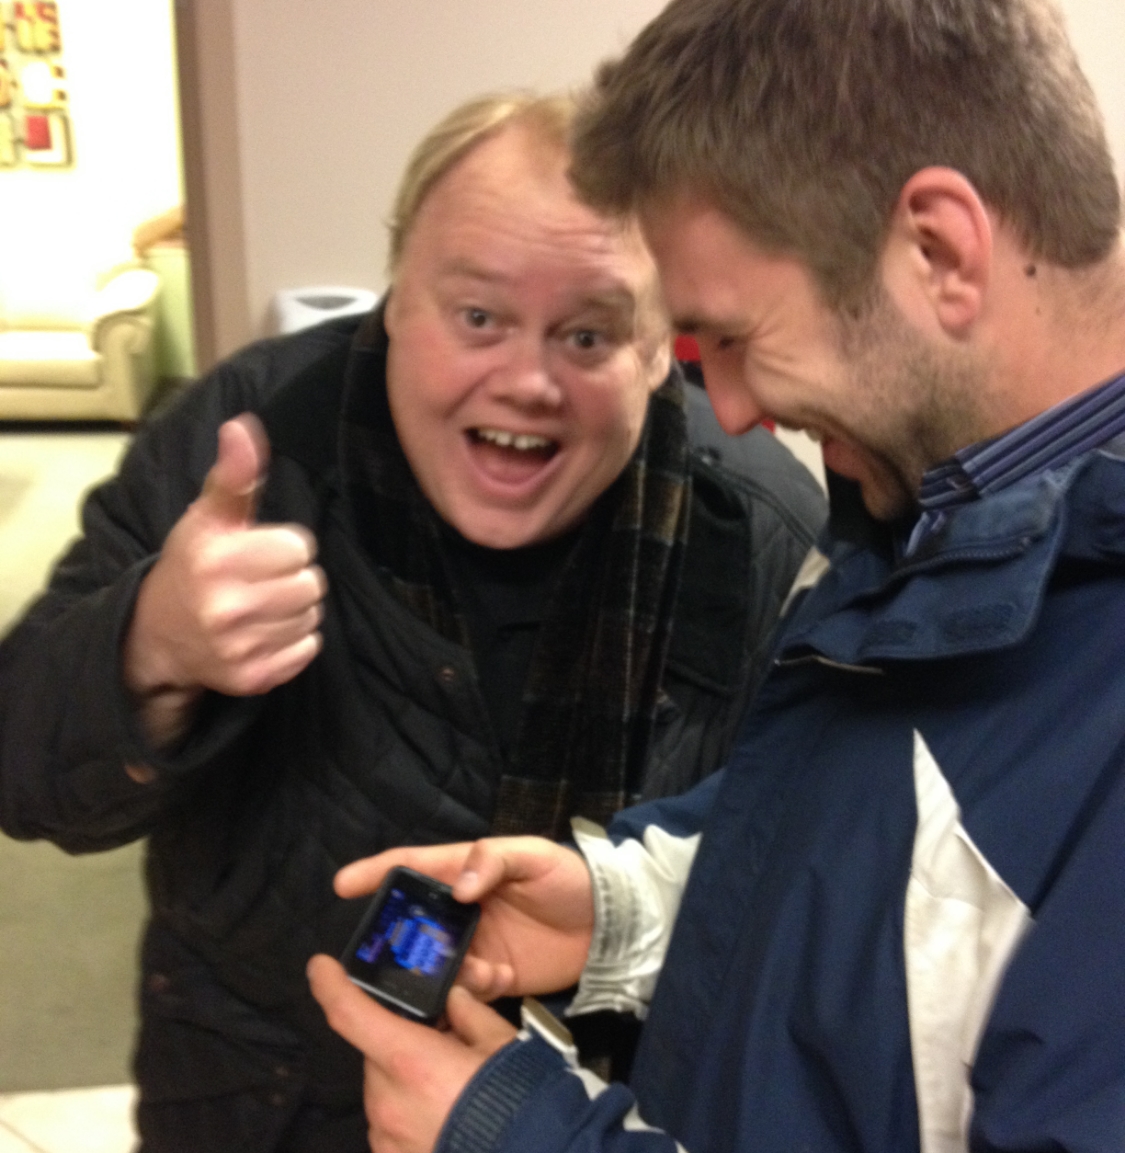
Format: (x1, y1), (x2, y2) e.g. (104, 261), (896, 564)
(341, 867), (480, 1024)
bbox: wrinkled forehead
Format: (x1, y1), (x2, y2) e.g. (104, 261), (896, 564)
(395, 124), (569, 259)
(401, 126), (661, 300)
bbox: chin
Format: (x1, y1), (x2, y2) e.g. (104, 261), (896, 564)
(449, 512), (551, 551)
(858, 483), (915, 523)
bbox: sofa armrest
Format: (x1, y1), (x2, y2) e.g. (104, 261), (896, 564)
(96, 313), (158, 420)
(90, 269), (160, 344)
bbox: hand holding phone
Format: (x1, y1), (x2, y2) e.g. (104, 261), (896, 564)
(308, 952), (518, 1153)
(334, 837), (595, 1002)
(341, 866), (481, 1025)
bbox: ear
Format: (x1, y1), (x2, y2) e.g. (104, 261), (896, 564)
(648, 336), (673, 393)
(880, 167), (992, 339)
(383, 286), (400, 337)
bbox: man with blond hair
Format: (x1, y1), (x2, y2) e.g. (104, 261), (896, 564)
(306, 2), (1125, 1151)
(0, 91), (822, 1152)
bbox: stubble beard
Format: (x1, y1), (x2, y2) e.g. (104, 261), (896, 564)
(837, 290), (989, 521)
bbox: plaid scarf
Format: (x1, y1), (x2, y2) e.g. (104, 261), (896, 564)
(338, 309), (691, 838)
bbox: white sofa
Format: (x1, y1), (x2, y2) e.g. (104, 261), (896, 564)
(0, 267), (161, 422)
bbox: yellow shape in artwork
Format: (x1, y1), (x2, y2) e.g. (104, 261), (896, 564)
(16, 3), (62, 55)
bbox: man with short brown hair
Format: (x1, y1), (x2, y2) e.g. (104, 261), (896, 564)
(573, 0), (1119, 312)
(306, 2), (1125, 1151)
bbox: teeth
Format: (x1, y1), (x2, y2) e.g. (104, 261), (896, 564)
(475, 429), (553, 451)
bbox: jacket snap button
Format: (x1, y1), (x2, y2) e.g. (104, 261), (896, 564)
(438, 665), (458, 684)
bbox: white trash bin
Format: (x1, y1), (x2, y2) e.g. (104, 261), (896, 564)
(269, 286), (379, 335)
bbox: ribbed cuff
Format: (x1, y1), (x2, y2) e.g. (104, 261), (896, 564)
(436, 1036), (566, 1153)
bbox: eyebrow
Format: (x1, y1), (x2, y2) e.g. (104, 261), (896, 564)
(438, 259), (510, 285)
(575, 287), (640, 316)
(671, 313), (743, 337)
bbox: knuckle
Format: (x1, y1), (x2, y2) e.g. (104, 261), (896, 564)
(280, 524), (316, 563)
(197, 580), (249, 627)
(190, 534), (232, 578)
(294, 524), (319, 561)
(211, 625), (252, 663)
(198, 601), (235, 635)
(228, 665), (270, 696)
(304, 566), (328, 601)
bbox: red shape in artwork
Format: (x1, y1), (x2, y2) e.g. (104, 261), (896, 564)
(24, 112), (50, 149)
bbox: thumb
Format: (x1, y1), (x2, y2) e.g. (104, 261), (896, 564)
(198, 414), (269, 526)
(444, 985), (518, 1053)
(307, 954), (403, 1059)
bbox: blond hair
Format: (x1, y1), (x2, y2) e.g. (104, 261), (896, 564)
(387, 92), (577, 278)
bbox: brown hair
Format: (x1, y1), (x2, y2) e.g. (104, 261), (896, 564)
(572, 0), (1121, 309)
(387, 91), (576, 277)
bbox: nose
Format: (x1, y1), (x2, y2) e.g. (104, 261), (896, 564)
(697, 350), (765, 435)
(488, 337), (564, 409)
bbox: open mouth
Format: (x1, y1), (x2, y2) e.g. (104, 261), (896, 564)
(465, 427), (561, 489)
(469, 427), (559, 461)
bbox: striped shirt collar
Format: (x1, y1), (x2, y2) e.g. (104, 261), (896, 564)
(904, 368), (1125, 556)
(918, 368), (1125, 510)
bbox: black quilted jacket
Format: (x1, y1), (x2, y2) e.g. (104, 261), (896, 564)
(0, 313), (824, 1151)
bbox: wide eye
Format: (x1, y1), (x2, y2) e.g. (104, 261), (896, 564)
(571, 329), (601, 350)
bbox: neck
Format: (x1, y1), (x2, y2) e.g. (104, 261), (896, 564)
(986, 234), (1125, 429)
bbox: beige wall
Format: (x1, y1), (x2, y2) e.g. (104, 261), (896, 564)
(185, 0), (1125, 368)
(1061, 0), (1125, 180)
(185, 0), (666, 363)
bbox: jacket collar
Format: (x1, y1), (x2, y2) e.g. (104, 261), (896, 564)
(781, 443), (1125, 666)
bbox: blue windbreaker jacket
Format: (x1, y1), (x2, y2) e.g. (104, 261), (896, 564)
(439, 440), (1125, 1153)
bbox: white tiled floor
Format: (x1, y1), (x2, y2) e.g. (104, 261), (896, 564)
(0, 1087), (136, 1153)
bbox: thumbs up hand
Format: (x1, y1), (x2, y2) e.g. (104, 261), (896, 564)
(124, 414), (327, 741)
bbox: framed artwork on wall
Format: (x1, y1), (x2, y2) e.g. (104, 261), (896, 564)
(0, 0), (72, 168)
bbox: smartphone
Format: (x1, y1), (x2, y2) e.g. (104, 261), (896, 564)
(340, 866), (481, 1026)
